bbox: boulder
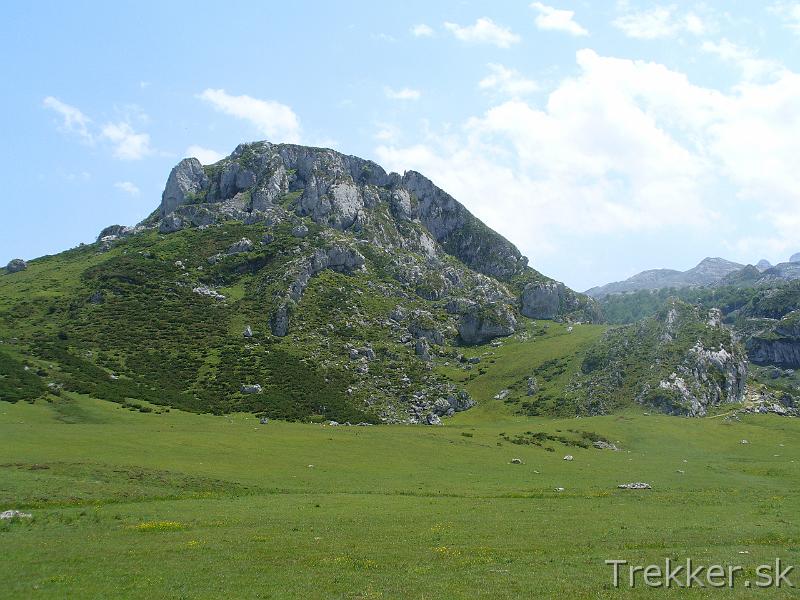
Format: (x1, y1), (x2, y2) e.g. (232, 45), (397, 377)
(292, 224), (309, 238)
(227, 238), (254, 254)
(510, 458), (523, 464)
(243, 325), (253, 338)
(426, 413), (442, 426)
(617, 482), (651, 490)
(159, 213), (185, 234)
(0, 510), (32, 520)
(563, 455), (574, 461)
(241, 384), (262, 394)
(5, 259), (27, 273)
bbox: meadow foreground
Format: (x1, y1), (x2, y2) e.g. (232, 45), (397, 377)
(2, 396), (799, 598)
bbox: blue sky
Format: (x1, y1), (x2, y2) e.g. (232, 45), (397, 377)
(2, 1), (800, 290)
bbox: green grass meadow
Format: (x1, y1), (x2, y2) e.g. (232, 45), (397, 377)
(2, 394), (799, 598)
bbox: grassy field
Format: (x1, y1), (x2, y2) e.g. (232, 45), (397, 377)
(2, 394), (800, 598)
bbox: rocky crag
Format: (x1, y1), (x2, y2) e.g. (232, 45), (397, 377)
(3, 141), (599, 424)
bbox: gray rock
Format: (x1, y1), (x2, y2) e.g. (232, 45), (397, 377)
(510, 458), (523, 464)
(5, 259), (27, 273)
(426, 413), (442, 426)
(563, 455), (574, 461)
(97, 225), (133, 241)
(192, 286), (226, 301)
(457, 303), (516, 345)
(262, 232), (275, 245)
(791, 252), (800, 263)
(415, 338), (431, 362)
(159, 214), (185, 234)
(271, 302), (290, 337)
(160, 157), (209, 217)
(227, 238), (254, 254)
(259, 417), (269, 425)
(88, 290), (104, 304)
(243, 325), (253, 338)
(493, 389), (510, 400)
(527, 376), (539, 396)
(521, 282), (563, 319)
(432, 398), (451, 416)
(617, 482), (651, 490)
(241, 384), (262, 394)
(0, 510), (32, 520)
(292, 224), (309, 238)
(592, 440), (620, 451)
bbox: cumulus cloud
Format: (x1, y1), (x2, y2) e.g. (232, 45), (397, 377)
(101, 122), (152, 160)
(613, 6), (707, 39)
(186, 145), (224, 164)
(530, 2), (588, 36)
(479, 64), (540, 97)
(411, 23), (434, 37)
(443, 18), (520, 48)
(384, 87), (421, 101)
(43, 96), (93, 141)
(376, 50), (800, 269)
(198, 88), (301, 143)
(114, 181), (140, 196)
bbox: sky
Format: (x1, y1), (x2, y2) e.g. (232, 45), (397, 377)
(2, 1), (800, 291)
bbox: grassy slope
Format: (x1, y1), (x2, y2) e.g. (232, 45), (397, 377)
(2, 388), (800, 597)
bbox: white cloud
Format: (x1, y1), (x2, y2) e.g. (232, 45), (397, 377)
(479, 64), (540, 97)
(613, 6), (707, 39)
(43, 96), (155, 160)
(43, 96), (93, 141)
(410, 23), (434, 37)
(443, 18), (520, 48)
(770, 2), (800, 33)
(701, 38), (783, 81)
(186, 145), (224, 164)
(198, 88), (301, 143)
(376, 50), (800, 267)
(384, 87), (421, 101)
(530, 2), (588, 36)
(114, 181), (140, 196)
(101, 122), (152, 160)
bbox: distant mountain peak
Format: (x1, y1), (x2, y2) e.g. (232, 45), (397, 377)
(586, 256), (744, 298)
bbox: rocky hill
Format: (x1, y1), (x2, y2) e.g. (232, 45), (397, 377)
(1, 141), (599, 424)
(572, 300), (748, 416)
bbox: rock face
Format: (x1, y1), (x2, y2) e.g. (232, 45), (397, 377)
(160, 158), (209, 217)
(521, 282), (563, 319)
(5, 259), (27, 273)
(143, 141), (597, 326)
(748, 312), (800, 368)
(457, 304), (516, 345)
(791, 253), (800, 263)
